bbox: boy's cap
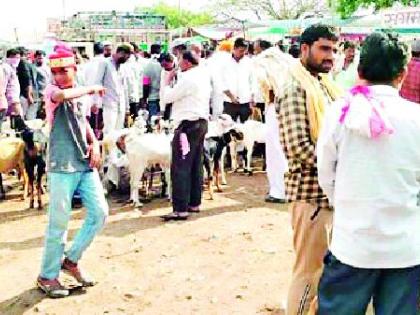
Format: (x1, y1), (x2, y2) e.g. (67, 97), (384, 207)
(49, 49), (75, 69)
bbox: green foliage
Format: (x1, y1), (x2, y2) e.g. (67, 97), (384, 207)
(336, 0), (420, 18)
(135, 2), (215, 29)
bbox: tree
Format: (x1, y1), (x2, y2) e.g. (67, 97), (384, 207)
(335, 0), (420, 18)
(211, 0), (326, 20)
(135, 2), (215, 29)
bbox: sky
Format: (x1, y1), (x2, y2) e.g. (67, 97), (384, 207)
(0, 0), (208, 42)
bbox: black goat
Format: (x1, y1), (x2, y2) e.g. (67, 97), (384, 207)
(14, 117), (46, 209)
(203, 129), (243, 199)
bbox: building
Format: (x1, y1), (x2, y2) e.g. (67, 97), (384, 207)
(51, 11), (171, 45)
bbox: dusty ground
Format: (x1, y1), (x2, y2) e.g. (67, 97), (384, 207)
(0, 170), (293, 315)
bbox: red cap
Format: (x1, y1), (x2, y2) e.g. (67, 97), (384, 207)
(49, 47), (75, 69)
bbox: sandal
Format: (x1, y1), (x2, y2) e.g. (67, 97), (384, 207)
(161, 212), (190, 221)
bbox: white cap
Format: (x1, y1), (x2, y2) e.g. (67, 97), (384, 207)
(170, 38), (186, 50)
(102, 40), (112, 47)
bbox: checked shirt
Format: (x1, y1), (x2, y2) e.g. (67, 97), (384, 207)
(278, 77), (334, 210)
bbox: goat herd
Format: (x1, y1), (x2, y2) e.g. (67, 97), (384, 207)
(0, 111), (268, 211)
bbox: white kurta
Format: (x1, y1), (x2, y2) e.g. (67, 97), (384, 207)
(265, 103), (288, 199)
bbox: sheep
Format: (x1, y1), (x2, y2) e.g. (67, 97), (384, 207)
(0, 137), (27, 201)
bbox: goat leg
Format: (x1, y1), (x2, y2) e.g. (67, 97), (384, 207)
(37, 181), (43, 210)
(0, 174), (5, 200)
(29, 181), (34, 209)
(21, 167), (28, 200)
(220, 148), (227, 185)
(208, 176), (214, 200)
(246, 147), (253, 176)
(215, 169), (222, 193)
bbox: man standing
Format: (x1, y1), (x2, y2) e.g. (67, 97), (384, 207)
(334, 41), (359, 90)
(103, 41), (113, 58)
(278, 24), (341, 314)
(126, 42), (144, 119)
(16, 47), (37, 119)
(3, 49), (21, 119)
(317, 32), (420, 315)
(159, 53), (176, 120)
(253, 39), (273, 122)
(92, 44), (131, 135)
(161, 51), (211, 221)
(143, 44), (162, 117)
(84, 42), (106, 139)
(222, 38), (254, 123)
(34, 50), (51, 119)
(400, 39), (420, 104)
(253, 40), (287, 204)
(207, 41), (232, 120)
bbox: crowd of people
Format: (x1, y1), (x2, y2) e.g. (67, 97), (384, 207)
(0, 23), (419, 314)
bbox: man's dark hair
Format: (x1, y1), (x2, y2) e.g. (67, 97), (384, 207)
(94, 42), (104, 55)
(174, 44), (187, 52)
(258, 40), (272, 51)
(234, 38), (248, 49)
(158, 52), (174, 64)
(300, 24), (339, 47)
(116, 44), (131, 54)
(150, 44), (161, 55)
(182, 51), (199, 66)
(6, 48), (20, 57)
(143, 51), (151, 59)
(343, 41), (356, 51)
(289, 44), (300, 58)
(247, 42), (254, 55)
(34, 50), (45, 57)
(130, 42), (139, 52)
(16, 46), (27, 56)
(358, 32), (409, 84)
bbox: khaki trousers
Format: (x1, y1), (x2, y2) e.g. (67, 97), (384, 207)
(286, 202), (332, 315)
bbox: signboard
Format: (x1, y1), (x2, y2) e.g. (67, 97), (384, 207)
(382, 8), (420, 27)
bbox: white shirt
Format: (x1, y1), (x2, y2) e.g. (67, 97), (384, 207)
(163, 65), (211, 129)
(252, 58), (265, 104)
(84, 55), (105, 108)
(317, 85), (420, 269)
(221, 55), (253, 104)
(125, 55), (144, 103)
(91, 57), (127, 112)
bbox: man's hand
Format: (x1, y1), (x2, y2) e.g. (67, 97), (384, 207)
(230, 95), (240, 104)
(250, 100), (256, 108)
(27, 94), (34, 105)
(165, 69), (177, 85)
(224, 90), (240, 104)
(88, 85), (106, 97)
(87, 142), (101, 169)
(11, 102), (22, 115)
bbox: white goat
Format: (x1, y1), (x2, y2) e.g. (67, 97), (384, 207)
(230, 120), (267, 174)
(109, 116), (172, 208)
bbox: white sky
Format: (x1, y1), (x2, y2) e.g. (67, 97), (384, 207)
(0, 0), (208, 42)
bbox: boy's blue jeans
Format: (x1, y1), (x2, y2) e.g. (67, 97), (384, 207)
(40, 170), (108, 280)
(318, 251), (420, 315)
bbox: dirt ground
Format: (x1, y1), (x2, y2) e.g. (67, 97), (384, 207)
(0, 170), (293, 315)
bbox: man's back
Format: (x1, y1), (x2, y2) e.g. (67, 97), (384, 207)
(319, 85), (420, 268)
(143, 59), (161, 101)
